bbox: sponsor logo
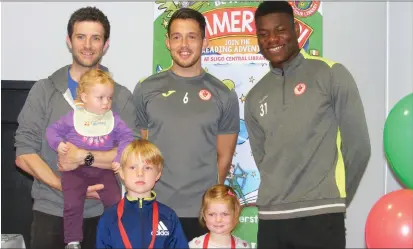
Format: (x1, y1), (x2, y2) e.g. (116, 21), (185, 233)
(258, 95), (268, 104)
(289, 1), (321, 18)
(151, 221), (170, 236)
(162, 90), (176, 97)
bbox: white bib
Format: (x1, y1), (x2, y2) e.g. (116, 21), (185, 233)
(73, 107), (115, 137)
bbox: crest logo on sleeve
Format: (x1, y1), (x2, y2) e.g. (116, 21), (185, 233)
(294, 83), (307, 96)
(199, 89), (212, 101)
(289, 1), (320, 18)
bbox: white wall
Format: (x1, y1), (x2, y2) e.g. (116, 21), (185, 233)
(324, 2), (413, 247)
(386, 1), (413, 192)
(323, 2), (386, 247)
(2, 2), (413, 248)
(1, 2), (154, 91)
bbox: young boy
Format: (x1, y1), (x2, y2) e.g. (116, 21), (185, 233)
(95, 139), (189, 249)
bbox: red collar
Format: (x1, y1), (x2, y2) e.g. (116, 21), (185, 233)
(203, 233), (235, 249)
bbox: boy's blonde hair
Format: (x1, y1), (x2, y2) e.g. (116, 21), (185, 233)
(199, 184), (241, 229)
(76, 69), (115, 102)
(120, 139), (164, 171)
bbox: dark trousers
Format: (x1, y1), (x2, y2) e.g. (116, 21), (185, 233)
(179, 217), (209, 241)
(62, 167), (121, 243)
(257, 213), (346, 249)
(30, 210), (99, 249)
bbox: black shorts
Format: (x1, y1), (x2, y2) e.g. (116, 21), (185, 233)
(257, 213), (346, 249)
(30, 210), (99, 249)
(179, 217), (209, 241)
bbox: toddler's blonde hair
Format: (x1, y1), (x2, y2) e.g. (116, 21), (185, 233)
(76, 69), (114, 103)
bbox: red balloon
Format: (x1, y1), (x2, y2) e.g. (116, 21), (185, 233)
(365, 189), (413, 248)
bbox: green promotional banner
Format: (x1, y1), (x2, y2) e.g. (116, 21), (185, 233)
(153, 1), (323, 247)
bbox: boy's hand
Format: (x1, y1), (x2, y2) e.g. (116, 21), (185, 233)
(57, 142), (69, 155)
(112, 162), (121, 174)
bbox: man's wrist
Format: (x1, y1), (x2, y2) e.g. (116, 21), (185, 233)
(79, 149), (89, 163)
(84, 151), (95, 167)
(53, 174), (62, 191)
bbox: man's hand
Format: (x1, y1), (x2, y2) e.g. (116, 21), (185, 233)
(86, 184), (104, 199)
(58, 142), (87, 171)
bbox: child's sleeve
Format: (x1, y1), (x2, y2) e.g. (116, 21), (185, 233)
(164, 211), (189, 248)
(113, 113), (135, 163)
(95, 214), (112, 249)
(45, 111), (72, 151)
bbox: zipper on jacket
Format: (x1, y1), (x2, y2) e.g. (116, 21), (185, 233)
(282, 69), (285, 105)
(139, 198), (144, 249)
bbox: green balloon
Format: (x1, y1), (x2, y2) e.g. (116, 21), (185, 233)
(384, 93), (413, 189)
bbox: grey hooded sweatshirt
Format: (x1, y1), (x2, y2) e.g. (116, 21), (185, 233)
(14, 65), (138, 217)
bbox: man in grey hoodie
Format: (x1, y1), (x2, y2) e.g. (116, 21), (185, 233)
(244, 1), (371, 248)
(14, 6), (138, 249)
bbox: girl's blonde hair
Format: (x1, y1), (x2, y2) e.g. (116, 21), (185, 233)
(76, 69), (115, 102)
(199, 184), (241, 229)
(120, 139), (164, 171)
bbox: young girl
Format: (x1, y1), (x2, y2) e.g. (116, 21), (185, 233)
(189, 184), (250, 248)
(46, 69), (134, 249)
